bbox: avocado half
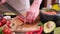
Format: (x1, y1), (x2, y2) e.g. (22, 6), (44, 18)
(44, 21), (56, 33)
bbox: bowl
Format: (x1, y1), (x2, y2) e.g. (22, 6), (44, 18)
(53, 13), (60, 27)
(40, 8), (60, 26)
(40, 9), (57, 23)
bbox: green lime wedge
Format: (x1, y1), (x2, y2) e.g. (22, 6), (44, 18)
(54, 27), (60, 34)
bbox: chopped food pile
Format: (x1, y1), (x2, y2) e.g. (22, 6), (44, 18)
(0, 8), (60, 34)
(41, 8), (57, 15)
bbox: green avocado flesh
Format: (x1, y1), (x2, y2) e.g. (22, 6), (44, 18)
(44, 21), (56, 33)
(54, 27), (60, 34)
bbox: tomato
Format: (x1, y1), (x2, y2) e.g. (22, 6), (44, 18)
(0, 20), (1, 22)
(7, 21), (11, 28)
(0, 22), (2, 27)
(1, 18), (7, 25)
(3, 28), (12, 34)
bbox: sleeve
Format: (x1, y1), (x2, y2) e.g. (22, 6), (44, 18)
(7, 0), (30, 14)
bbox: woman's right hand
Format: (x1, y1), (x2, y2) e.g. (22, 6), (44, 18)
(0, 0), (7, 5)
(26, 0), (42, 23)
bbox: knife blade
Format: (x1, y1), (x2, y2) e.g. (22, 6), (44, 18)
(4, 2), (23, 15)
(3, 2), (26, 22)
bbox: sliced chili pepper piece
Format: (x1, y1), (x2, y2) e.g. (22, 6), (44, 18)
(37, 26), (43, 34)
(25, 31), (33, 34)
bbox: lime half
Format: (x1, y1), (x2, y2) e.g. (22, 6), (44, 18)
(54, 27), (60, 34)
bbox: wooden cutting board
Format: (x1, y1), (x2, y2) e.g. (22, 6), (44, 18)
(13, 16), (40, 32)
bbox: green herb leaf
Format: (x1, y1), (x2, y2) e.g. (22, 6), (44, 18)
(38, 22), (44, 26)
(0, 28), (3, 34)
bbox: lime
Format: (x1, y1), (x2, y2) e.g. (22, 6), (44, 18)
(52, 4), (60, 11)
(54, 27), (60, 34)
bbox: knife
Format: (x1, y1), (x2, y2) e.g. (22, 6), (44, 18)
(4, 2), (23, 15)
(3, 2), (26, 22)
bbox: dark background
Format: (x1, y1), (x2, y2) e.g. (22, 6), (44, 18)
(30, 0), (44, 9)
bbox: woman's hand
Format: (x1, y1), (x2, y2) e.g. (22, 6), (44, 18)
(26, 8), (40, 23)
(26, 0), (42, 23)
(0, 0), (7, 5)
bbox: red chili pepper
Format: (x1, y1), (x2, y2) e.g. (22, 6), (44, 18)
(7, 21), (11, 28)
(37, 26), (43, 34)
(25, 31), (33, 34)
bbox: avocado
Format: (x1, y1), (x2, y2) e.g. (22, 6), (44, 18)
(44, 21), (56, 33)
